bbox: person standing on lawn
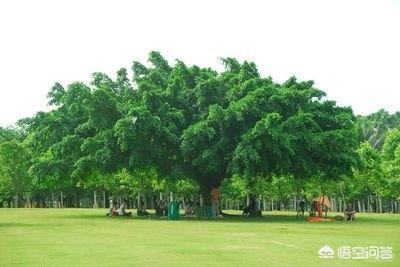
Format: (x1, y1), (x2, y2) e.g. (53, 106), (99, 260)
(211, 186), (220, 218)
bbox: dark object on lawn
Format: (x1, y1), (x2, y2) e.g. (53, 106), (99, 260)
(137, 201), (149, 216)
(334, 215), (344, 221)
(296, 199), (306, 220)
(344, 203), (356, 221)
(242, 194), (262, 217)
(249, 209), (262, 217)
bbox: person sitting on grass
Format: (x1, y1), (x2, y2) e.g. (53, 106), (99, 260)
(344, 203), (356, 221)
(155, 199), (164, 216)
(137, 201), (149, 216)
(117, 202), (132, 216)
(160, 200), (169, 217)
(242, 194), (255, 216)
(106, 202), (116, 216)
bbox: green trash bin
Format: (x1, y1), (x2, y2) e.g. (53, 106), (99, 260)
(168, 201), (180, 220)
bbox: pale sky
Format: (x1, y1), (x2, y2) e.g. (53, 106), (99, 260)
(0, 0), (399, 127)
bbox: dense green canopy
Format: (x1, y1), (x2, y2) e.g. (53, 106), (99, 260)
(113, 52), (359, 201)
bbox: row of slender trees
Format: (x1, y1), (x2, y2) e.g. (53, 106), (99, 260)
(0, 52), (399, 213)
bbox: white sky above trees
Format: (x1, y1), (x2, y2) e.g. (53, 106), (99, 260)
(0, 0), (399, 127)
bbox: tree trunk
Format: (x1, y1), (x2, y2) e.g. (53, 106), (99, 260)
(102, 191), (106, 209)
(367, 196), (371, 212)
(374, 195), (378, 213)
(181, 196), (185, 210)
(338, 198), (340, 212)
(334, 198), (338, 212)
(93, 190), (98, 209)
(199, 182), (212, 206)
(51, 191), (55, 208)
(334, 198), (337, 212)
(391, 199), (394, 214)
(60, 192), (64, 208)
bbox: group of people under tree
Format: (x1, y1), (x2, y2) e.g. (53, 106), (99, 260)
(242, 194), (262, 217)
(295, 196), (356, 221)
(105, 188), (264, 219)
(154, 199), (169, 217)
(106, 202), (132, 217)
(106, 199), (151, 217)
(106, 186), (356, 221)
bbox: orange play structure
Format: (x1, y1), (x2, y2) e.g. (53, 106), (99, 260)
(307, 195), (334, 222)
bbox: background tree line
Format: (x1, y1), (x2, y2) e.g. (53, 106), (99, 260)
(0, 52), (399, 213)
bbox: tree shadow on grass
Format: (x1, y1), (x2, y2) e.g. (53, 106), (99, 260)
(58, 211), (302, 224)
(56, 210), (400, 225)
(106, 212), (308, 224)
(58, 213), (110, 220)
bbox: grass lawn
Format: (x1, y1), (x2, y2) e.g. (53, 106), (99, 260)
(0, 209), (398, 267)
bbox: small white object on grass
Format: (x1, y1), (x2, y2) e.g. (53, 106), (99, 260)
(132, 117), (138, 125)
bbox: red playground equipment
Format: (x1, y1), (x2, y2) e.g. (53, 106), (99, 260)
(307, 195), (333, 222)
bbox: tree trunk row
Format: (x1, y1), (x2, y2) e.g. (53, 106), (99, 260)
(3, 192), (400, 213)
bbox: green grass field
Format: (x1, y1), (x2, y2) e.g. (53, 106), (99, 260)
(0, 209), (398, 267)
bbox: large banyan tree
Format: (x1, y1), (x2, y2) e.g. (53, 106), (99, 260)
(113, 52), (359, 203)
